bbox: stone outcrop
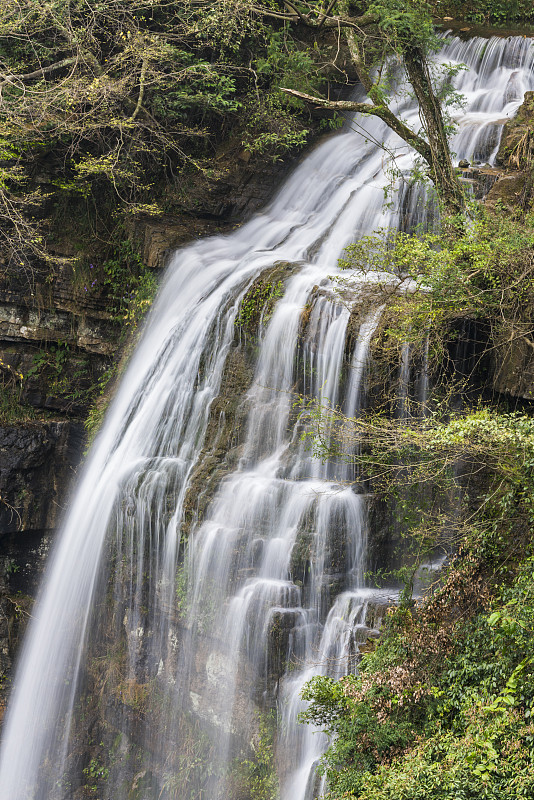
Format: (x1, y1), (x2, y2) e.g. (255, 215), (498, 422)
(484, 171), (530, 212)
(496, 91), (534, 169)
(0, 422), (83, 535)
(0, 259), (120, 416)
(485, 90), (534, 213)
(125, 156), (306, 269)
(487, 91), (534, 398)
(493, 333), (534, 400)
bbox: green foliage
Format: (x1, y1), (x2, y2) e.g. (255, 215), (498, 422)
(76, 240), (157, 323)
(235, 278), (285, 332)
(25, 340), (70, 389)
(301, 675), (418, 795)
(240, 23), (324, 158)
(432, 0), (534, 23)
(84, 364), (118, 447)
(4, 559), (20, 576)
(0, 0), (329, 266)
(256, 29), (312, 83)
(242, 94), (310, 160)
(369, 0), (436, 54)
(231, 713), (279, 800)
(83, 751), (110, 795)
(84, 404), (107, 447)
(0, 385), (35, 424)
(301, 547), (534, 799)
(337, 209), (534, 360)
(82, 242), (156, 442)
(22, 339), (105, 414)
(149, 51), (241, 123)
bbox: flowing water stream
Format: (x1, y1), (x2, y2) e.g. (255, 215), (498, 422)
(0, 33), (533, 800)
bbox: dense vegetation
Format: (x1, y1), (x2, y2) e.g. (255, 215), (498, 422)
(0, 0), (339, 427)
(299, 193), (534, 798)
(0, 0), (340, 271)
(1, 0), (531, 273)
(435, 0), (534, 23)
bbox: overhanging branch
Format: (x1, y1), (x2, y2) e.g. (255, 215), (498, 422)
(0, 57), (78, 88)
(250, 4), (377, 31)
(280, 86), (432, 162)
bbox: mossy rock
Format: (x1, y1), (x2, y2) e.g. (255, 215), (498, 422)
(184, 261), (302, 534)
(484, 172), (529, 213)
(265, 609), (300, 684)
(496, 90), (534, 169)
(234, 261), (296, 335)
(182, 343), (254, 533)
(289, 530), (313, 585)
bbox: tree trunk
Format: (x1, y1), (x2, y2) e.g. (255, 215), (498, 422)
(403, 46), (466, 219)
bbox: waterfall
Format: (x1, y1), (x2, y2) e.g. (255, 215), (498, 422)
(0, 34), (533, 800)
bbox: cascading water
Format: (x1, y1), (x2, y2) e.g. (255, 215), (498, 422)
(0, 33), (533, 800)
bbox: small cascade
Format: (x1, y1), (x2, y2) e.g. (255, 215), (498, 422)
(0, 33), (533, 800)
(445, 34), (534, 166)
(280, 588), (393, 800)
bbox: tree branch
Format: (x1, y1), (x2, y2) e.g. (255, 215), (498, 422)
(129, 58), (148, 122)
(280, 87), (432, 162)
(250, 4), (377, 31)
(318, 0), (338, 28)
(0, 57), (78, 87)
(337, 0), (375, 95)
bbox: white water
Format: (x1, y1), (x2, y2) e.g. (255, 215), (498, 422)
(0, 34), (533, 800)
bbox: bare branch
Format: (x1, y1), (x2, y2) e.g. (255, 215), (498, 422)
(0, 57), (78, 88)
(250, 3), (377, 31)
(280, 87), (432, 162)
(129, 57), (148, 122)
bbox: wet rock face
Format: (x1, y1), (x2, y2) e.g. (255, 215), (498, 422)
(0, 531), (51, 714)
(0, 422), (83, 535)
(485, 90), (534, 399)
(493, 335), (534, 400)
(0, 264), (119, 416)
(0, 421), (84, 713)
